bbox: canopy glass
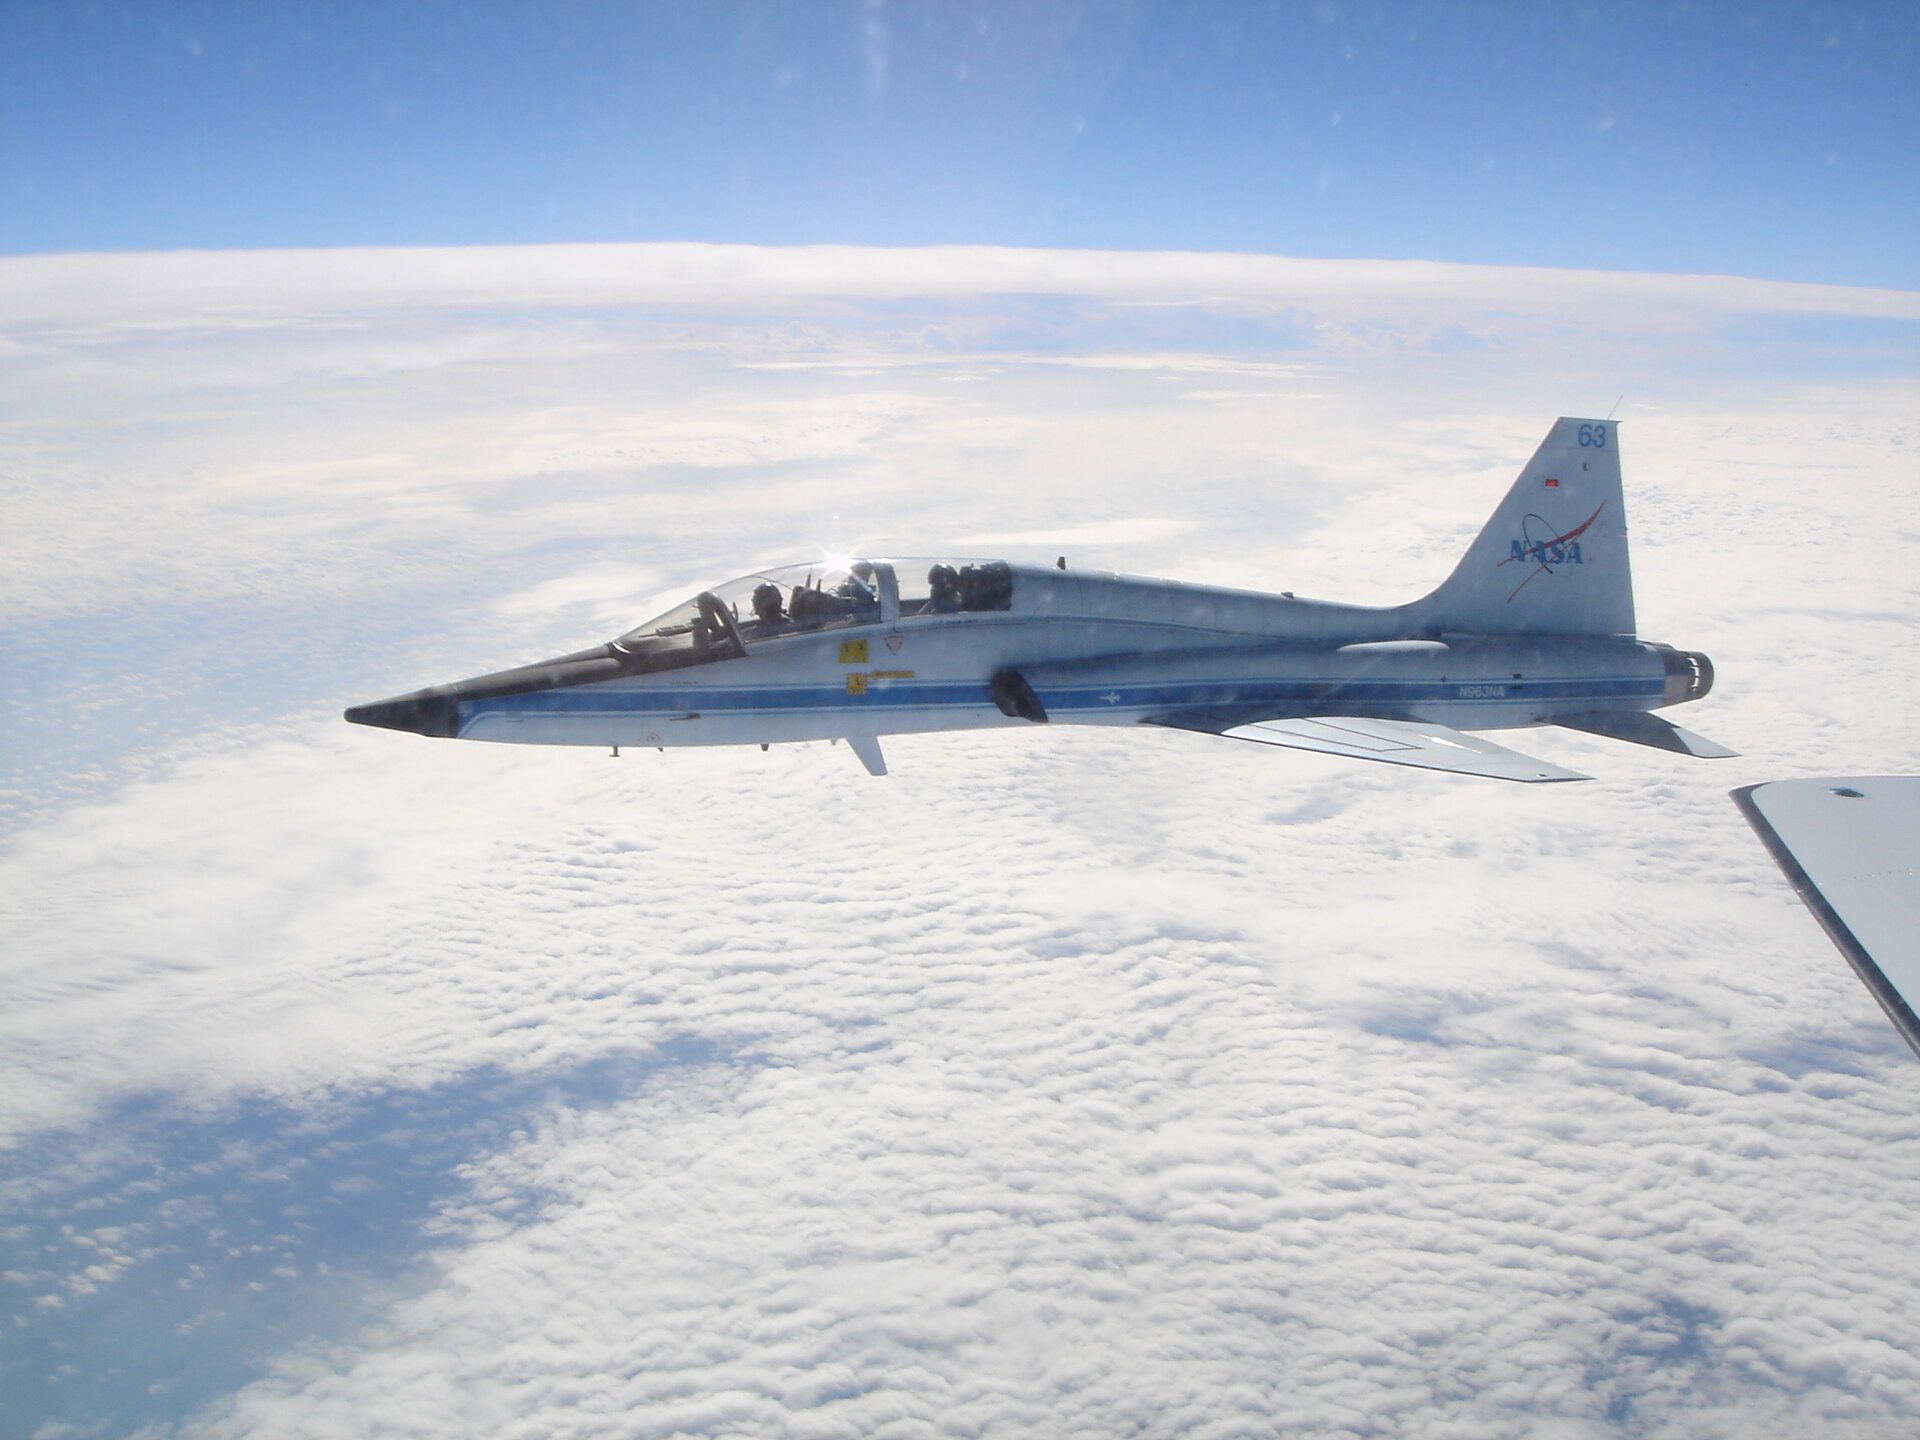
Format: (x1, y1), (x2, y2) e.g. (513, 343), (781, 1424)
(611, 560), (1014, 675)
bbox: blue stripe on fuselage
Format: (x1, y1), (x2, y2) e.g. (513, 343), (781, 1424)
(462, 674), (1663, 720)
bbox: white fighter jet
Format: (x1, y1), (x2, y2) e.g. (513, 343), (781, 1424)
(346, 417), (1732, 783)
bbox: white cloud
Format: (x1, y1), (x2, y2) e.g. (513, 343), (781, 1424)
(3, 244), (1919, 1438)
(11, 718), (1920, 1438)
(946, 517), (1198, 549)
(6, 244), (1919, 334)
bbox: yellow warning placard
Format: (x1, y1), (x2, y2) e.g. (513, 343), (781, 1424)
(839, 640), (869, 664)
(845, 673), (869, 695)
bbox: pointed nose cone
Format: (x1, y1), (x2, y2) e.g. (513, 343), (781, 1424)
(344, 691), (460, 738)
(346, 644), (624, 740)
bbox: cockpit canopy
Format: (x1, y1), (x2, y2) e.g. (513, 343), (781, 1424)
(611, 559), (1013, 675)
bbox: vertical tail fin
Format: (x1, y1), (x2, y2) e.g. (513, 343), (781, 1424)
(1414, 417), (1635, 637)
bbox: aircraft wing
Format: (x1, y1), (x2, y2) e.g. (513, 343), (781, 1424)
(1733, 777), (1920, 1060)
(1149, 714), (1591, 783)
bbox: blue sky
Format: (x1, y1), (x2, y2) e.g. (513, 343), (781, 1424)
(4, 0), (1916, 286)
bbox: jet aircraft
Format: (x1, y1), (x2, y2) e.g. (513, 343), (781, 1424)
(346, 417), (1732, 783)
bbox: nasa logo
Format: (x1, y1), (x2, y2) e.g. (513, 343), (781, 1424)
(1508, 537), (1584, 566)
(1494, 502), (1606, 601)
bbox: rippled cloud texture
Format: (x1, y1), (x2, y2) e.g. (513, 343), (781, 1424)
(3, 245), (1919, 1438)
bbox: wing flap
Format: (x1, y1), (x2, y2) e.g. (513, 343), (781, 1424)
(1152, 714), (1590, 783)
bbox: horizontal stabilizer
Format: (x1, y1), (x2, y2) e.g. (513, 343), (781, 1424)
(1152, 714), (1590, 783)
(1556, 711), (1738, 758)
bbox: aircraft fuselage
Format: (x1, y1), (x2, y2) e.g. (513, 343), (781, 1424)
(345, 418), (1729, 783)
(353, 564), (1698, 749)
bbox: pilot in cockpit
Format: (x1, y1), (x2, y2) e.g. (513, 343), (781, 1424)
(751, 581), (786, 630)
(927, 563), (962, 613)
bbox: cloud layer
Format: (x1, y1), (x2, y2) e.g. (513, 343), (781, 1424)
(9, 243), (1920, 333)
(3, 244), (1918, 1438)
